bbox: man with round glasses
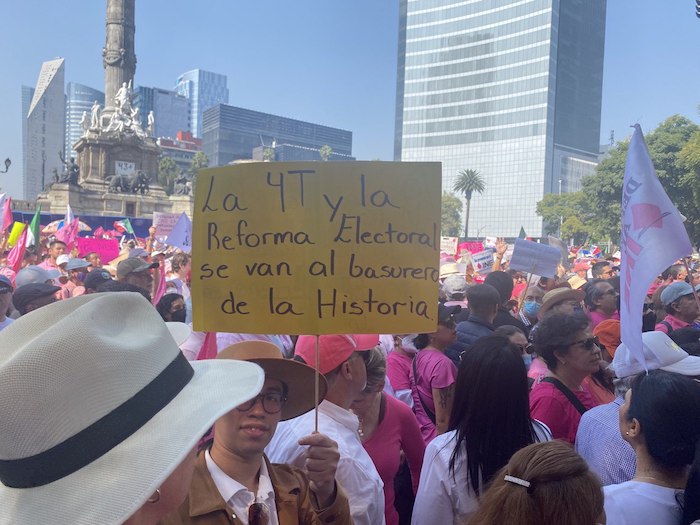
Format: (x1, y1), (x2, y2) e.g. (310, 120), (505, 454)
(162, 340), (351, 525)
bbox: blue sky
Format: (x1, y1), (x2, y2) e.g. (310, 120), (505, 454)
(1, 1), (699, 198)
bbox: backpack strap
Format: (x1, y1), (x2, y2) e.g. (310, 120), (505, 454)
(412, 354), (436, 425)
(541, 377), (588, 415)
(659, 320), (673, 333)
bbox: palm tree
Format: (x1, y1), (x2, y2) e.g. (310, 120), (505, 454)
(453, 169), (486, 239)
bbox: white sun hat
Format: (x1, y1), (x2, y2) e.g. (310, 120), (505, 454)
(0, 292), (264, 525)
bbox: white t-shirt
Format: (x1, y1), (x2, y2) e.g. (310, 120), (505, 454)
(412, 420), (551, 525)
(604, 480), (683, 525)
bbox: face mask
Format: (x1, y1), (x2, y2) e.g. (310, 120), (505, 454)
(400, 335), (419, 354)
(170, 309), (187, 323)
(522, 354), (533, 369)
(523, 300), (541, 317)
(75, 271), (87, 282)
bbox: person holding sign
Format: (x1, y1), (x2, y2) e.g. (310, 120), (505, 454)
(162, 341), (351, 525)
(266, 334), (386, 525)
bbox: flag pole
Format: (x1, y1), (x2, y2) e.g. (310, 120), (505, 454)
(314, 334), (320, 433)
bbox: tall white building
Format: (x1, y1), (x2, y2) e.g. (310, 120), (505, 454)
(174, 69), (229, 138)
(395, 0), (606, 238)
(24, 58), (66, 201)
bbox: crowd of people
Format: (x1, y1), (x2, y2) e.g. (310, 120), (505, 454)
(3, 226), (700, 525)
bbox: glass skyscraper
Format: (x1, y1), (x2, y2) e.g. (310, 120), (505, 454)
(395, 0), (606, 237)
(65, 82), (104, 158)
(202, 104), (353, 166)
(133, 86), (189, 139)
(174, 69), (229, 138)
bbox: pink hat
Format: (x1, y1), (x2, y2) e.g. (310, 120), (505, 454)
(295, 334), (379, 375)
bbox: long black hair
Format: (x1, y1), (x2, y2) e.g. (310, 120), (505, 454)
(448, 335), (536, 495)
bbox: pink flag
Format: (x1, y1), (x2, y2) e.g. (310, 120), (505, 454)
(55, 218), (80, 251)
(1, 196), (12, 233)
(93, 226), (105, 239)
(7, 226), (27, 273)
(196, 332), (218, 361)
(620, 125), (692, 369)
(152, 259), (167, 305)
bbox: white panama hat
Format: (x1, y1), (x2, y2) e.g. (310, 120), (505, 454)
(0, 292), (265, 525)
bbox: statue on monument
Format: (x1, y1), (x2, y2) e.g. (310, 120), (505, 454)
(173, 169), (191, 195)
(115, 80), (133, 114)
(80, 111), (89, 137)
(90, 100), (101, 129)
(147, 110), (155, 136)
(58, 151), (80, 185)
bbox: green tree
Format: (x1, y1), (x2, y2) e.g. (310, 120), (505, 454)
(189, 151), (209, 176)
(157, 157), (178, 195)
(441, 192), (462, 237)
(453, 169), (485, 238)
(582, 115), (700, 242)
(319, 145), (332, 161)
(536, 192), (594, 244)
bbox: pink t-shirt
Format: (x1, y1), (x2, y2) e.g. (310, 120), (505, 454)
(529, 381), (599, 444)
(362, 394), (425, 525)
(655, 314), (690, 334)
(387, 351), (413, 392)
(588, 309), (620, 329)
(409, 348), (458, 444)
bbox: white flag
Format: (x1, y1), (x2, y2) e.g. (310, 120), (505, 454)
(620, 125), (692, 369)
(165, 212), (192, 253)
(64, 204), (75, 225)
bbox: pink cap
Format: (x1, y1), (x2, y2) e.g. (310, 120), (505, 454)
(295, 334), (379, 375)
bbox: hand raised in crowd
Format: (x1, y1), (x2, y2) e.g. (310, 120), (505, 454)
(495, 237), (508, 256)
(298, 432), (340, 509)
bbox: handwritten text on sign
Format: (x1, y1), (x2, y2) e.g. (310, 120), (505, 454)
(191, 162), (441, 334)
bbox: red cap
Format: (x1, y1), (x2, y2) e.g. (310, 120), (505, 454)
(295, 334), (379, 375)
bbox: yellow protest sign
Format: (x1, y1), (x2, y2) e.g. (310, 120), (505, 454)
(192, 161), (441, 335)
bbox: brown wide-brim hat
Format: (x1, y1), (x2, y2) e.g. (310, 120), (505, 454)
(218, 341), (327, 421)
(538, 287), (584, 320)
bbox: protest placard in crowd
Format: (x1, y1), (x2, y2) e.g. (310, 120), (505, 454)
(191, 162), (441, 334)
(509, 239), (561, 278)
(152, 212), (181, 238)
(440, 236), (458, 255)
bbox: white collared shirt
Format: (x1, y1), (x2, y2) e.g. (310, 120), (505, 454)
(265, 399), (386, 525)
(205, 450), (279, 525)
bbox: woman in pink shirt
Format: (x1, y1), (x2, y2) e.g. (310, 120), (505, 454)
(352, 347), (425, 525)
(529, 313), (601, 444)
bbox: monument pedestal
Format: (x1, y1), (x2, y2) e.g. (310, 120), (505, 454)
(37, 182), (193, 218)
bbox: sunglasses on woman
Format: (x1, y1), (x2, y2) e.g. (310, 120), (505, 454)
(568, 336), (600, 351)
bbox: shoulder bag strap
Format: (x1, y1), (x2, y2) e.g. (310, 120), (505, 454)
(541, 377), (588, 415)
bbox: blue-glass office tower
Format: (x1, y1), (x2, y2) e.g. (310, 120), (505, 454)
(203, 104), (353, 166)
(395, 0), (606, 237)
(65, 82), (104, 158)
(174, 69), (229, 138)
(133, 86), (189, 139)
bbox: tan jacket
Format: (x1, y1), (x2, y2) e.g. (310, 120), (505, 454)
(160, 452), (352, 525)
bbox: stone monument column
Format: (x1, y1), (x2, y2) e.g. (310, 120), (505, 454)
(102, 0), (136, 119)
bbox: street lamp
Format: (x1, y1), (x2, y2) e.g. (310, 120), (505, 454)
(0, 158), (10, 174)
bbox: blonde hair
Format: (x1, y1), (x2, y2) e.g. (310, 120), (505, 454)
(466, 441), (603, 525)
(364, 347), (386, 390)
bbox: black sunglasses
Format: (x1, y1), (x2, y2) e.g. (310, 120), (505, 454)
(568, 336), (600, 351)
